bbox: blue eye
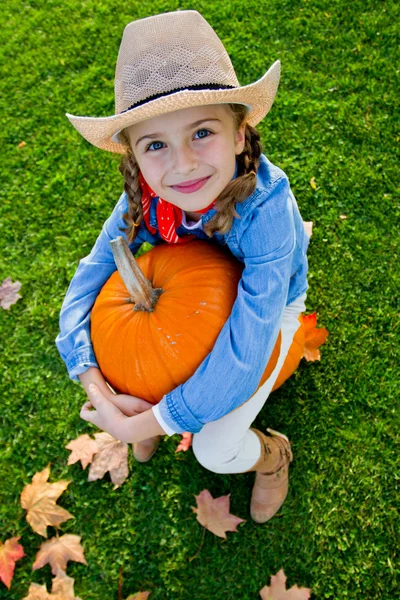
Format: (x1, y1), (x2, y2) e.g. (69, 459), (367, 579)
(147, 140), (165, 152)
(194, 128), (211, 139)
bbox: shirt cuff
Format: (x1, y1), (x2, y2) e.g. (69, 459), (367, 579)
(65, 346), (99, 381)
(152, 403), (178, 436)
(157, 388), (204, 433)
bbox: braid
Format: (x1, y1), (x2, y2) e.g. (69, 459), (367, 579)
(203, 106), (263, 238)
(118, 130), (143, 244)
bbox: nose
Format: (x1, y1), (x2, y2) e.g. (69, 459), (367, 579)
(172, 142), (198, 175)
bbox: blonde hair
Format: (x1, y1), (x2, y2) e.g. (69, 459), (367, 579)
(118, 103), (262, 243)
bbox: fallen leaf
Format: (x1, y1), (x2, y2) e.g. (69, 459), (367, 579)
(192, 489), (245, 539)
(259, 568), (311, 599)
(0, 536), (25, 589)
(302, 312), (328, 361)
(22, 567), (82, 599)
(65, 434), (99, 469)
(339, 214), (347, 219)
(0, 277), (22, 309)
(126, 593), (151, 600)
(309, 177), (317, 190)
(175, 432), (193, 453)
(88, 432), (129, 488)
(20, 464), (74, 538)
(18, 141), (26, 148)
(22, 581), (50, 599)
(32, 534), (87, 576)
(303, 222), (313, 237)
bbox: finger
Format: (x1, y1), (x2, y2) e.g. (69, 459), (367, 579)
(88, 384), (104, 406)
(134, 398), (154, 411)
(80, 404), (97, 425)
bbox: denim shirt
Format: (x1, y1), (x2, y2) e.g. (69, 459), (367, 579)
(55, 153), (310, 434)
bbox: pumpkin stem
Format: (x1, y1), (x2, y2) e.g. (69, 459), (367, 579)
(110, 236), (162, 312)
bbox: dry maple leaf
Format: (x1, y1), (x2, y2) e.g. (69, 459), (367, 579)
(175, 432), (193, 453)
(20, 464), (74, 538)
(22, 567), (82, 599)
(32, 534), (87, 576)
(0, 277), (22, 309)
(259, 568), (311, 599)
(65, 434), (99, 469)
(0, 536), (25, 589)
(88, 432), (129, 488)
(126, 593), (151, 600)
(302, 312), (328, 362)
(192, 489), (246, 539)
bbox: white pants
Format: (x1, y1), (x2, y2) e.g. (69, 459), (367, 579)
(192, 292), (307, 474)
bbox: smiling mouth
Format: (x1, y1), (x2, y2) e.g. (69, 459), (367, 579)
(170, 176), (211, 193)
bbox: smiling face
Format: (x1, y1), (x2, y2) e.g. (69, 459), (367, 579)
(124, 104), (246, 213)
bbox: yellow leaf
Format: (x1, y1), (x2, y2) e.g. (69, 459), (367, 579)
(309, 177), (317, 190)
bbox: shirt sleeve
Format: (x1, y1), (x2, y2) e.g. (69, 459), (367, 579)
(156, 176), (296, 433)
(55, 191), (161, 381)
(152, 402), (177, 436)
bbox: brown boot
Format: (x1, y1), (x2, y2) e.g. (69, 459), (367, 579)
(132, 435), (161, 463)
(246, 428), (293, 524)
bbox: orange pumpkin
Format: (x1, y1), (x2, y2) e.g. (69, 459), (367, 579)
(91, 237), (305, 404)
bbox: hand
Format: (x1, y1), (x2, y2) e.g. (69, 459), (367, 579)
(106, 392), (155, 417)
(80, 383), (137, 443)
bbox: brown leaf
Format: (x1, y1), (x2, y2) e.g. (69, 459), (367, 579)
(65, 434), (99, 469)
(126, 593), (151, 600)
(50, 568), (82, 599)
(175, 432), (193, 453)
(22, 581), (50, 599)
(259, 568), (311, 599)
(32, 534), (87, 576)
(0, 536), (25, 589)
(191, 489), (245, 539)
(20, 464), (74, 538)
(22, 567), (82, 599)
(0, 277), (22, 309)
(302, 312), (329, 362)
(88, 432), (129, 488)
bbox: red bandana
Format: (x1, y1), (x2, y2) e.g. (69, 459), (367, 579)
(139, 172), (216, 244)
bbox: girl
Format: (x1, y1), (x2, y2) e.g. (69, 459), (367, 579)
(56, 10), (310, 524)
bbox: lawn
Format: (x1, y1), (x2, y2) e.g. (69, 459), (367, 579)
(0, 0), (398, 598)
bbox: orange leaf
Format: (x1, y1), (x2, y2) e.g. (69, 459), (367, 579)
(65, 434), (99, 469)
(259, 568), (311, 599)
(175, 432), (193, 453)
(0, 536), (25, 589)
(302, 312), (328, 362)
(32, 534), (87, 576)
(20, 464), (74, 538)
(191, 489), (245, 539)
(87, 432), (129, 489)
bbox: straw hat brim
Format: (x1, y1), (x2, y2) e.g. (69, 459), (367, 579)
(66, 60), (281, 154)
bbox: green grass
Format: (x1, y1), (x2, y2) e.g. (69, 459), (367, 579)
(0, 0), (398, 598)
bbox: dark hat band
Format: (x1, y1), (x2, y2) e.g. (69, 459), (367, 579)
(120, 83), (237, 113)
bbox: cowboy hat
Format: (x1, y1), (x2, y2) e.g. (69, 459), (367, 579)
(66, 10), (281, 154)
